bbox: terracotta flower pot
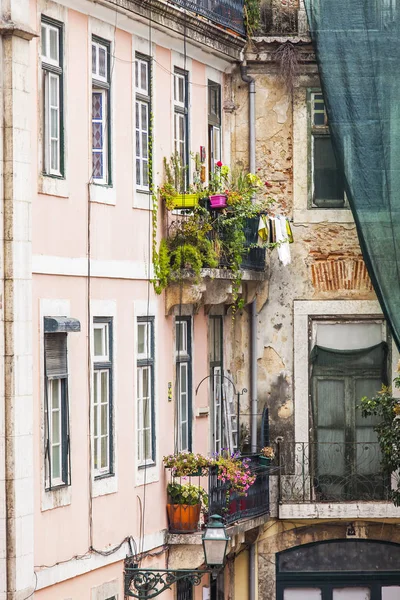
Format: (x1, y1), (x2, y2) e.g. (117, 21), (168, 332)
(209, 194), (227, 208)
(167, 503), (201, 532)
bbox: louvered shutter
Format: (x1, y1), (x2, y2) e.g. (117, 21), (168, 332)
(44, 333), (67, 379)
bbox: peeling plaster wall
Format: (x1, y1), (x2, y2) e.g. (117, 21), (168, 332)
(230, 61), (377, 449)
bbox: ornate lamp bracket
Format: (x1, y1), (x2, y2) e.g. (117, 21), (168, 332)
(125, 567), (212, 599)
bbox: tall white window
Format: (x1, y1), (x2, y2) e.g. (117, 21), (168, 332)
(44, 332), (70, 488)
(209, 316), (223, 453)
(41, 18), (63, 176)
(137, 318), (155, 465)
(135, 56), (151, 190)
(93, 318), (113, 476)
(173, 69), (188, 179)
(92, 38), (110, 184)
(208, 81), (222, 173)
(176, 318), (191, 452)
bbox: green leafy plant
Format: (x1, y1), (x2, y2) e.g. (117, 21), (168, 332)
(167, 482), (208, 506)
(159, 153), (204, 210)
(163, 452), (210, 477)
(244, 0), (261, 36)
(359, 376), (400, 505)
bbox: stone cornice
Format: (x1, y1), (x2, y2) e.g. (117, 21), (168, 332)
(0, 20), (38, 40)
(97, 0), (246, 61)
(245, 35), (316, 65)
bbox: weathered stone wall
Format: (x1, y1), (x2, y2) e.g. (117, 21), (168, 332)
(229, 52), (376, 447)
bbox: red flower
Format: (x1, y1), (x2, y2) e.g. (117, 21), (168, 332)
(216, 160), (223, 168)
(265, 181), (273, 188)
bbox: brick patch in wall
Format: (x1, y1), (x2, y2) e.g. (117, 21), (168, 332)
(310, 258), (373, 293)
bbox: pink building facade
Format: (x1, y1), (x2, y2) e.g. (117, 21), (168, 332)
(0, 0), (264, 598)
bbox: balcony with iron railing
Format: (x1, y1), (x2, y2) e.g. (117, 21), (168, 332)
(163, 211), (268, 313)
(166, 454), (270, 535)
(277, 441), (400, 519)
(168, 0), (245, 35)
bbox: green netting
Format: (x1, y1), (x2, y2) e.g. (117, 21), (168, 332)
(311, 342), (388, 383)
(304, 1), (400, 350)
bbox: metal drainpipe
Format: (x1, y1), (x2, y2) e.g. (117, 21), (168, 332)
(240, 60), (257, 600)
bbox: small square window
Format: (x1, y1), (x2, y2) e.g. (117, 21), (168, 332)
(93, 322), (109, 361)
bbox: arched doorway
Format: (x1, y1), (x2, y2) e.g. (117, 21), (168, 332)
(276, 540), (400, 600)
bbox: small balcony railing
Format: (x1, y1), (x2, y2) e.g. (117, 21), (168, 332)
(208, 454), (270, 523)
(169, 0), (245, 35)
(278, 441), (396, 504)
(166, 455), (270, 533)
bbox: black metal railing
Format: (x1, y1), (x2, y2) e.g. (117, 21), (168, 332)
(278, 441), (396, 504)
(169, 0), (245, 35)
(208, 454), (270, 523)
(210, 215), (267, 272)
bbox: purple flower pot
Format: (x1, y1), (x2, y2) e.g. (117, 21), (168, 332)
(209, 194), (227, 208)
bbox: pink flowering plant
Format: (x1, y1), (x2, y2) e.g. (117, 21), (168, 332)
(210, 450), (256, 496)
(163, 451), (210, 477)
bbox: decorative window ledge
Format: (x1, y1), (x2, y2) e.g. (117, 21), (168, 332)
(39, 174), (69, 199)
(89, 182), (116, 206)
(92, 472), (118, 498)
(42, 484), (71, 512)
(133, 189), (152, 210)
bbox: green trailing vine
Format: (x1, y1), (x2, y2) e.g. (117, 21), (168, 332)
(244, 0), (261, 36)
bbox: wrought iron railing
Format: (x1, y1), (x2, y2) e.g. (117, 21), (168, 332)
(208, 454), (270, 523)
(168, 0), (245, 35)
(278, 441), (397, 504)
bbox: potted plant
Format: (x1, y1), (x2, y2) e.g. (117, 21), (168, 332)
(166, 482), (208, 532)
(259, 446), (275, 466)
(208, 161), (229, 208)
(159, 153), (201, 210)
(211, 450), (256, 496)
(163, 451), (211, 477)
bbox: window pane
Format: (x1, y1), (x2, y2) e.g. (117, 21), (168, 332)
(142, 133), (148, 159)
(51, 379), (60, 408)
(141, 104), (148, 130)
(99, 46), (107, 79)
(143, 397), (150, 427)
(92, 122), (103, 149)
(144, 429), (151, 459)
(136, 159), (141, 186)
(49, 27), (58, 62)
(181, 424), (187, 451)
(101, 435), (108, 468)
(383, 588), (400, 600)
(92, 152), (103, 180)
(143, 162), (148, 187)
(50, 76), (58, 108)
(178, 76), (184, 103)
(101, 370), (108, 403)
(313, 136), (345, 205)
(52, 409), (60, 444)
(101, 403), (108, 435)
(41, 25), (47, 57)
(333, 589), (370, 600)
(52, 445), (61, 479)
(92, 43), (97, 75)
(135, 61), (139, 88)
(94, 327), (103, 356)
(284, 591), (322, 600)
(138, 323), (146, 355)
(143, 368), (149, 398)
(92, 92), (103, 120)
(94, 403), (98, 437)
(141, 62), (147, 92)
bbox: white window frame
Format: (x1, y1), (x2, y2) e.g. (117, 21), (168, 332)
(173, 69), (188, 180)
(92, 318), (113, 478)
(92, 39), (108, 84)
(176, 318), (191, 452)
(91, 38), (110, 185)
(46, 378), (63, 486)
(41, 19), (62, 177)
(136, 317), (155, 466)
(135, 57), (151, 192)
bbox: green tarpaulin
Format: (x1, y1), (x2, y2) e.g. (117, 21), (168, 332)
(304, 0), (400, 349)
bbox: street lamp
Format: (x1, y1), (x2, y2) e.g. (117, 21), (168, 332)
(125, 516), (230, 598)
(202, 514), (229, 568)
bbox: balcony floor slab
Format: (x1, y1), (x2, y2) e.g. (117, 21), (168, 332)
(279, 502), (400, 520)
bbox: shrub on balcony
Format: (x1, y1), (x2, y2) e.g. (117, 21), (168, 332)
(360, 373), (400, 506)
(163, 451), (210, 477)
